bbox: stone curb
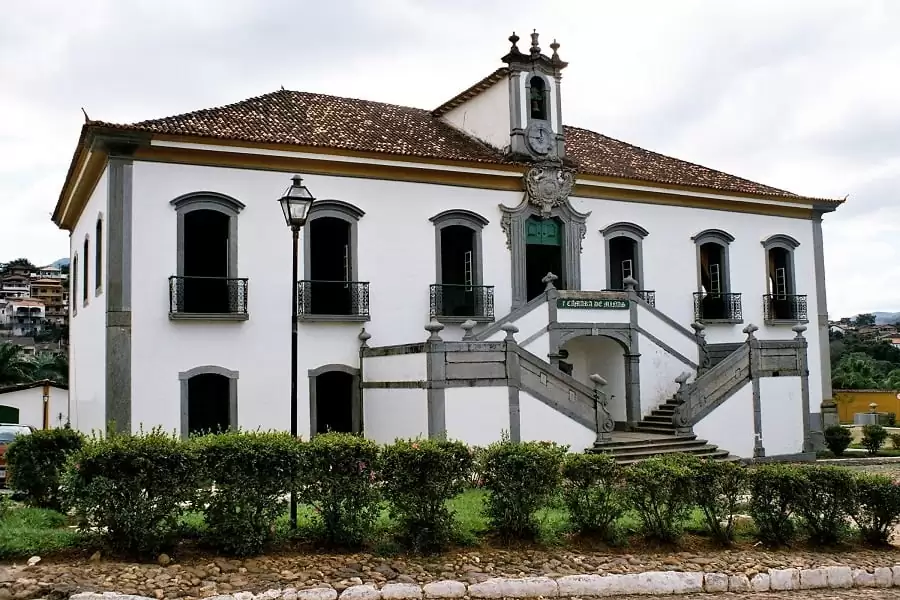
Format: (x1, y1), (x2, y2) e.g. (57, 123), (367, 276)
(67, 565), (900, 600)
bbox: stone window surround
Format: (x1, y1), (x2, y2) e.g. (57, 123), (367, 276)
(308, 363), (362, 437)
(501, 197), (589, 310)
(761, 233), (800, 295)
(692, 228), (735, 294)
(178, 365), (239, 439)
(95, 212), (104, 297)
(600, 222), (649, 290)
(430, 208), (489, 284)
(82, 234), (90, 307)
(71, 252), (78, 317)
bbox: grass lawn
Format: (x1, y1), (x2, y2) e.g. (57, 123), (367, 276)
(0, 504), (81, 559)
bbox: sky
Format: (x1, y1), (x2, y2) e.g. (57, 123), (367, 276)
(1, 0), (898, 318)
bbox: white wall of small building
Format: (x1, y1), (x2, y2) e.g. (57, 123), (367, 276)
(441, 81), (510, 151)
(68, 169), (108, 434)
(694, 381), (756, 458)
(0, 387), (70, 430)
(759, 376), (805, 456)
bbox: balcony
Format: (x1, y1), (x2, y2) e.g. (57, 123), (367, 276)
(168, 276), (249, 321)
(764, 294), (808, 324)
(430, 284), (494, 322)
(297, 280), (370, 322)
(604, 288), (656, 308)
(693, 292), (743, 323)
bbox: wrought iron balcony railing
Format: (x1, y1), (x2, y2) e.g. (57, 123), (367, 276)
(297, 280), (370, 320)
(764, 294), (808, 323)
(430, 284), (495, 321)
(169, 276), (248, 318)
(604, 288), (656, 307)
(693, 292), (743, 323)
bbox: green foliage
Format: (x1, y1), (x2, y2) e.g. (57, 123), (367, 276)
(299, 432), (380, 547)
(855, 313), (877, 327)
(560, 453), (625, 542)
(381, 438), (473, 552)
(850, 474), (900, 545)
(890, 433), (900, 450)
(7, 428), (83, 509)
(748, 464), (803, 546)
(193, 431), (304, 556)
(692, 459), (748, 545)
(862, 424), (888, 455)
(623, 454), (698, 543)
(824, 425), (852, 456)
(61, 428), (200, 556)
(793, 466), (855, 545)
(887, 413), (897, 427)
(29, 352), (68, 385)
(0, 506), (79, 559)
(0, 343), (33, 385)
(479, 440), (567, 540)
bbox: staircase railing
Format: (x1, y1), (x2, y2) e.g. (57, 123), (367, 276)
(672, 343), (751, 434)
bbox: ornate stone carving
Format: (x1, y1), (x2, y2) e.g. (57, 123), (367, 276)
(524, 163), (576, 217)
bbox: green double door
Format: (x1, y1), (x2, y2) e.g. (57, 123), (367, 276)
(525, 217), (563, 301)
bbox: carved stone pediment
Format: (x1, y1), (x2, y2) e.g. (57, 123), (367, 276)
(524, 163), (576, 217)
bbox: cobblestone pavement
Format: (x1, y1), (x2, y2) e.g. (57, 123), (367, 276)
(605, 590), (900, 599)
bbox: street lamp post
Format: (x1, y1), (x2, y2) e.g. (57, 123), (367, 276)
(278, 174), (316, 530)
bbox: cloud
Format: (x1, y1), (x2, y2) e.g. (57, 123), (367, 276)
(0, 0), (896, 318)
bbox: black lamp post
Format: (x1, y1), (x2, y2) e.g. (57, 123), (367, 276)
(278, 174), (315, 529)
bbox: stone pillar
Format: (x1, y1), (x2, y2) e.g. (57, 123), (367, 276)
(744, 324), (765, 458)
(671, 371), (694, 437)
(424, 319), (446, 439)
(793, 324), (814, 453)
(502, 323), (522, 442)
(624, 352), (641, 428)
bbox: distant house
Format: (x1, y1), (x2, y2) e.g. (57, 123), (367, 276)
(0, 298), (45, 337)
(0, 381), (69, 429)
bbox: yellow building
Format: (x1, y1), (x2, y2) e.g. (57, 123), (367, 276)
(835, 389), (900, 424)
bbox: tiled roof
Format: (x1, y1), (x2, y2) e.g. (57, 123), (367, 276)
(89, 82), (835, 201)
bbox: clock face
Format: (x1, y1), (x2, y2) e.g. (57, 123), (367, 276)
(526, 121), (554, 155)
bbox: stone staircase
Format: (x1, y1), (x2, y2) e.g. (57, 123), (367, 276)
(589, 431), (737, 465)
(633, 398), (680, 435)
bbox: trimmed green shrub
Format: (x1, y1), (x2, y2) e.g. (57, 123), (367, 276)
(479, 440), (567, 539)
(862, 424), (888, 456)
(851, 473), (900, 545)
(824, 425), (852, 457)
(692, 459), (748, 545)
(381, 438), (473, 552)
(61, 428), (200, 556)
(748, 464), (803, 546)
(793, 465), (855, 545)
(299, 432), (380, 547)
(890, 433), (900, 450)
(7, 428), (83, 509)
(624, 454), (698, 543)
(193, 431), (304, 556)
(561, 453), (625, 542)
(886, 413), (897, 427)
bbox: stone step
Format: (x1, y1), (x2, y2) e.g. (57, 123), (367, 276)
(637, 419), (676, 429)
(592, 436), (706, 452)
(633, 425), (680, 435)
(641, 415), (674, 424)
(598, 444), (729, 462)
(615, 450), (737, 466)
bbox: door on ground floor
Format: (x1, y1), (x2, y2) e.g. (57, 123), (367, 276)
(187, 373), (231, 435)
(311, 367), (361, 435)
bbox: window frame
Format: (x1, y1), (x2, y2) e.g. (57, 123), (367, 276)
(82, 235), (89, 307)
(71, 253), (78, 317)
(170, 192), (245, 279)
(692, 229), (735, 295)
(601, 222), (649, 290)
(178, 365), (239, 440)
(303, 199), (365, 282)
(429, 209), (489, 287)
(95, 213), (104, 296)
(761, 234), (800, 297)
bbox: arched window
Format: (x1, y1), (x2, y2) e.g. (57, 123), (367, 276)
(692, 229), (741, 322)
(71, 253), (78, 317)
(301, 200), (368, 320)
(308, 364), (361, 436)
(429, 209), (490, 321)
(170, 192), (246, 318)
(82, 236), (89, 306)
(761, 234), (805, 322)
(601, 222), (649, 292)
(178, 365), (238, 438)
(95, 214), (103, 296)
(529, 76), (549, 120)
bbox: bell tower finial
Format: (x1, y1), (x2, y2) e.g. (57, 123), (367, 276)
(508, 31), (520, 51)
(530, 30), (541, 57)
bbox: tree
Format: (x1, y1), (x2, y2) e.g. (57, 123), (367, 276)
(30, 352), (67, 385)
(0, 258), (36, 275)
(855, 313), (877, 327)
(832, 352), (882, 389)
(0, 343), (34, 385)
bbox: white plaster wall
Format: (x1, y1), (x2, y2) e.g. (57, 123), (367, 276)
(363, 388), (428, 443)
(760, 376), (805, 456)
(521, 330), (549, 361)
(635, 303), (699, 364)
(441, 81), (510, 151)
(444, 387), (509, 446)
(638, 334), (688, 416)
(557, 306), (630, 324)
(363, 353), (426, 382)
(694, 381), (755, 458)
(484, 301), (549, 342)
(519, 390), (596, 451)
(0, 387), (69, 429)
(69, 169), (108, 434)
(562, 336), (627, 422)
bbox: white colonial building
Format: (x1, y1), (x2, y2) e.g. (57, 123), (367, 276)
(53, 33), (841, 460)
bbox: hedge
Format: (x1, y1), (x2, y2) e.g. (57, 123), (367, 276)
(22, 429), (900, 557)
(7, 427), (83, 510)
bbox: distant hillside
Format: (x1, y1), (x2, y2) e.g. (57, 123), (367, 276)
(51, 258), (69, 268)
(874, 312), (900, 325)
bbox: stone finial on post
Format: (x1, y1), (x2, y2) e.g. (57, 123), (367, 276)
(675, 371), (692, 390)
(623, 276), (638, 292)
(460, 319), (477, 340)
(672, 371), (694, 437)
(792, 324), (807, 339)
(501, 323), (519, 342)
(542, 272), (558, 291)
(358, 327), (372, 348)
(590, 374), (614, 443)
(742, 323), (759, 341)
(425, 319), (444, 342)
(691, 322), (709, 371)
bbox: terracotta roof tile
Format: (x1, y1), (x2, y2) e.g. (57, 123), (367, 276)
(91, 84), (836, 202)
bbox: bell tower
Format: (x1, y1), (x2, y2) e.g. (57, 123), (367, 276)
(503, 31), (568, 160)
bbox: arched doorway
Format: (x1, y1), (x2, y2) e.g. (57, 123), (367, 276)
(561, 335), (628, 423)
(179, 366), (238, 437)
(309, 217), (352, 315)
(309, 365), (361, 435)
(183, 209), (231, 313)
